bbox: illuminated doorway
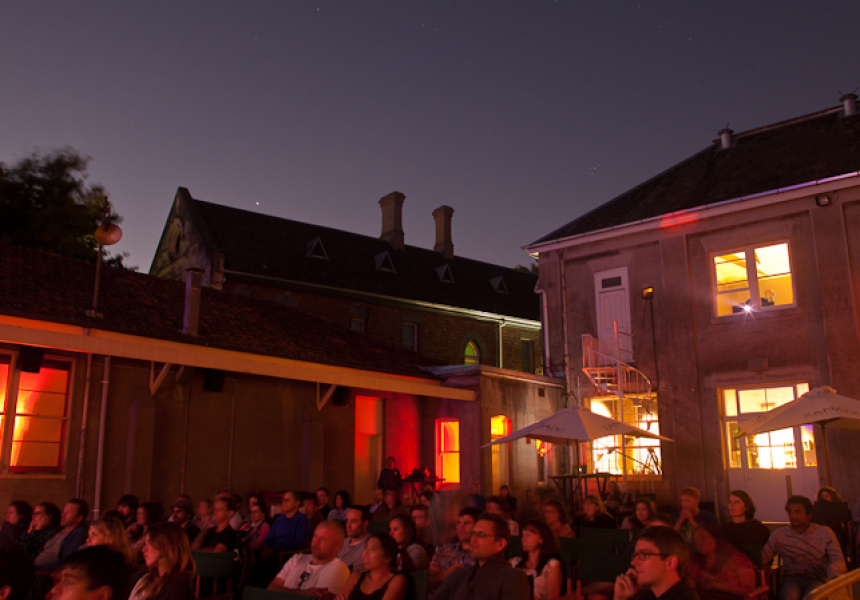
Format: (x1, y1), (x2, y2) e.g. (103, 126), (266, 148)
(490, 415), (511, 492)
(436, 418), (460, 490)
(355, 396), (383, 504)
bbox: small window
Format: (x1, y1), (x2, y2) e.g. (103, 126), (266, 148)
(402, 323), (418, 352)
(350, 318), (366, 333)
(436, 264), (455, 284)
(375, 251), (396, 273)
(521, 340), (535, 373)
(436, 419), (460, 487)
(712, 242), (795, 316)
(306, 237), (328, 260)
(464, 340), (480, 365)
(490, 276), (508, 294)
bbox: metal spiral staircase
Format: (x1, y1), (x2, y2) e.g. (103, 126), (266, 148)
(581, 322), (653, 412)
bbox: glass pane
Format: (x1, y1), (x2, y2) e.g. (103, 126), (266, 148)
(746, 428), (796, 469)
(18, 367), (69, 394)
(441, 421), (459, 451)
(11, 441), (61, 468)
(716, 291), (754, 316)
(797, 383), (809, 396)
(755, 244), (793, 307)
(441, 453), (460, 483)
(714, 252), (750, 289)
(12, 417), (63, 443)
(16, 391), (66, 417)
(726, 421), (741, 468)
(802, 425), (817, 466)
(764, 386), (797, 409)
(490, 415), (510, 438)
(738, 389), (767, 414)
(724, 389), (737, 417)
(464, 341), (479, 365)
(0, 359), (8, 413)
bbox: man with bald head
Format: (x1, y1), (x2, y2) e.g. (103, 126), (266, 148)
(268, 520), (350, 594)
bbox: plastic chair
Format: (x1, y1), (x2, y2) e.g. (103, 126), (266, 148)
(193, 551), (236, 600)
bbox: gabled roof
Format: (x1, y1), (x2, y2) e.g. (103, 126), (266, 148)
(184, 194), (539, 322)
(0, 243), (441, 380)
(531, 104), (860, 246)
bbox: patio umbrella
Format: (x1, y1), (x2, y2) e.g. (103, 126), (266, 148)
(735, 386), (860, 484)
(482, 406), (672, 447)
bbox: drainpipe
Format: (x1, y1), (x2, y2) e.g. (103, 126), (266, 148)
(75, 351), (94, 498)
(535, 283), (552, 376)
(93, 356), (111, 517)
(497, 319), (507, 369)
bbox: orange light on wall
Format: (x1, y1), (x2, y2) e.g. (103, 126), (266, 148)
(535, 439), (552, 457)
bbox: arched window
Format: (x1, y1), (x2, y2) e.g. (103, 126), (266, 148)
(436, 418), (460, 488)
(464, 340), (480, 365)
(490, 415), (511, 490)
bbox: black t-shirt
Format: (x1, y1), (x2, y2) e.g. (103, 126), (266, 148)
(203, 526), (238, 551)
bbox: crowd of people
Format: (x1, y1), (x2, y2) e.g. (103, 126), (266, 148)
(0, 474), (857, 600)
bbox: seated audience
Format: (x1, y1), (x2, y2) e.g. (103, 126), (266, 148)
(419, 491), (435, 507)
(117, 495), (139, 528)
(510, 519), (562, 600)
(499, 485), (517, 513)
(371, 488), (409, 522)
(369, 489), (384, 514)
(621, 498), (665, 530)
(428, 506), (481, 590)
(302, 493), (325, 534)
(433, 514), (530, 600)
(216, 491), (243, 531)
(166, 496), (191, 523)
(169, 499), (200, 543)
(603, 481), (623, 517)
(193, 499), (213, 530)
(130, 503), (161, 553)
(762, 495), (846, 600)
(336, 532), (407, 600)
(0, 546), (35, 600)
(49, 546), (131, 600)
(328, 491), (352, 523)
(16, 502), (60, 557)
(261, 490), (310, 555)
(317, 488), (334, 520)
(486, 496), (519, 536)
(244, 493), (266, 525)
(86, 516), (137, 565)
(613, 526), (697, 600)
(687, 525), (755, 600)
(541, 499), (575, 539)
(617, 483), (639, 522)
(268, 521), (349, 594)
(409, 504), (435, 554)
(811, 486), (852, 558)
(718, 490), (770, 548)
(388, 515), (428, 574)
(192, 497), (237, 552)
(338, 507), (371, 573)
(0, 502), (32, 551)
(128, 522), (194, 600)
(239, 503), (270, 552)
(672, 486), (718, 542)
(463, 482), (487, 511)
(35, 498), (89, 571)
(573, 494), (616, 536)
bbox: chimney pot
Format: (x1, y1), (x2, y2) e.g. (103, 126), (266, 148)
(183, 268), (203, 336)
(379, 192), (405, 249)
(841, 93), (858, 117)
(718, 127), (733, 150)
(432, 205), (455, 259)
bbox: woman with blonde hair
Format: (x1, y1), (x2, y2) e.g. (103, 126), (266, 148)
(129, 522), (195, 600)
(87, 516), (137, 565)
(572, 494), (616, 537)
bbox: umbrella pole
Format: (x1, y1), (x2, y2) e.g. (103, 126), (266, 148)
(821, 424), (833, 486)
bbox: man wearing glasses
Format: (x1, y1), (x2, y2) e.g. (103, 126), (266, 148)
(614, 527), (699, 600)
(433, 514), (530, 600)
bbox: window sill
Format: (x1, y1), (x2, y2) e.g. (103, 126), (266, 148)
(710, 306), (801, 325)
(0, 471), (66, 479)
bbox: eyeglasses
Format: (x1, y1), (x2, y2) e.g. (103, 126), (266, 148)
(632, 551), (670, 561)
(470, 531), (497, 540)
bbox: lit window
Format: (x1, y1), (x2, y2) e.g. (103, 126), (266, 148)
(402, 323), (418, 352)
(464, 340), (480, 365)
(713, 242), (795, 316)
(590, 395), (661, 477)
(436, 419), (460, 487)
(490, 415), (511, 488)
(0, 356), (72, 474)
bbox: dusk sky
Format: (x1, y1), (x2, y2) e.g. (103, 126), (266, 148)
(2, 2), (858, 271)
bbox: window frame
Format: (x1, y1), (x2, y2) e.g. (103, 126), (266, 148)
(402, 322), (418, 352)
(435, 418), (460, 489)
(711, 241), (796, 317)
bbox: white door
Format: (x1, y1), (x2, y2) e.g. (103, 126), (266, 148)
(594, 268), (632, 364)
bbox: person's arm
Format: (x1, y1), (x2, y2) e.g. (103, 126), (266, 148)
(335, 571), (361, 600)
(381, 574), (408, 600)
(614, 568), (640, 600)
(760, 530), (776, 568)
(545, 559), (563, 600)
(191, 527), (209, 550)
(824, 527), (847, 578)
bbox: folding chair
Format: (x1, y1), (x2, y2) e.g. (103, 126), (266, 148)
(193, 551), (236, 600)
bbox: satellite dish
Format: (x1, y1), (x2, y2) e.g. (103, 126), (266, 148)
(94, 223), (123, 246)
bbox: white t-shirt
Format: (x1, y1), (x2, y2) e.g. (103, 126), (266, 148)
(276, 553), (350, 592)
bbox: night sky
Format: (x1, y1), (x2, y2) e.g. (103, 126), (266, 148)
(2, 2), (857, 271)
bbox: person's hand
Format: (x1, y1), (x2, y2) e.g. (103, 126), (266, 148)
(614, 568), (638, 600)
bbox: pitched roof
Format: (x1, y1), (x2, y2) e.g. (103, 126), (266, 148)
(0, 243), (440, 379)
(532, 104), (860, 246)
(186, 195), (540, 322)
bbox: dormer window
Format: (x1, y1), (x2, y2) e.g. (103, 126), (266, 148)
(436, 264), (455, 284)
(490, 276), (508, 294)
(306, 237), (328, 260)
(375, 251), (396, 273)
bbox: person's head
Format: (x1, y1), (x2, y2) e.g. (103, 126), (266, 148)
(583, 494), (607, 519)
(345, 507), (370, 539)
(34, 502), (61, 530)
(388, 515), (416, 548)
(469, 515), (510, 564)
(499, 485), (511, 498)
(301, 494), (317, 515)
(212, 498), (235, 526)
(170, 499), (193, 526)
(485, 496), (508, 517)
(456, 507), (482, 544)
(785, 495), (813, 530)
(816, 486), (843, 504)
(631, 526), (688, 589)
(333, 490), (350, 510)
(362, 532), (398, 573)
(0, 547), (34, 600)
(248, 504), (266, 525)
(280, 491), (301, 517)
(410, 505), (429, 531)
(373, 488), (383, 504)
(679, 487), (701, 512)
(386, 457), (395, 469)
(310, 521), (345, 562)
(727, 490), (756, 520)
(383, 488), (400, 509)
(634, 498), (656, 524)
(196, 499), (212, 519)
(5, 502), (32, 527)
(691, 525), (723, 557)
(419, 491), (435, 506)
(316, 488), (330, 507)
(520, 519), (560, 558)
(541, 498), (568, 526)
(470, 482), (480, 494)
(142, 522), (195, 577)
(116, 495), (138, 519)
(62, 499), (89, 530)
(86, 517), (128, 549)
(48, 546), (129, 600)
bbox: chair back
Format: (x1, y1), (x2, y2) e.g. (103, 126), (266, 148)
(738, 544), (764, 569)
(506, 535), (522, 560)
(192, 551), (236, 600)
(242, 586), (309, 600)
(576, 553), (630, 583)
(368, 520), (390, 534)
(407, 569), (428, 600)
(579, 528), (630, 554)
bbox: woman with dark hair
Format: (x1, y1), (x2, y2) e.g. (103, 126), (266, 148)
(541, 499), (574, 539)
(388, 515), (428, 573)
(572, 495), (616, 536)
(510, 519), (562, 600)
(621, 498), (662, 530)
(239, 503), (270, 551)
(118, 494), (140, 528)
(15, 502), (60, 557)
(0, 502), (32, 550)
(812, 486), (852, 557)
(336, 532), (407, 600)
(328, 491), (352, 522)
(688, 525), (756, 600)
(243, 493), (267, 525)
(128, 522), (195, 600)
(719, 490), (770, 548)
(130, 502), (162, 551)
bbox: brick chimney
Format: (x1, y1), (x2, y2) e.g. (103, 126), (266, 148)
(841, 93), (857, 117)
(432, 205), (455, 259)
(379, 191), (405, 249)
(182, 268), (202, 336)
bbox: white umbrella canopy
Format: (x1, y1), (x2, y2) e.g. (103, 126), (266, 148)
(735, 386), (860, 485)
(482, 406), (672, 447)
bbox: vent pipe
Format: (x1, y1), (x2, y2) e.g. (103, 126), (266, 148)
(841, 93), (858, 117)
(432, 205), (455, 259)
(182, 268), (203, 336)
(718, 127), (733, 150)
(379, 191), (405, 250)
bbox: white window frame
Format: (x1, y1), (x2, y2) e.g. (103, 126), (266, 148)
(711, 241), (796, 317)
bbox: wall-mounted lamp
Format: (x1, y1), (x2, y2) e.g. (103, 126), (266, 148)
(641, 287), (654, 300)
(815, 194), (832, 207)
